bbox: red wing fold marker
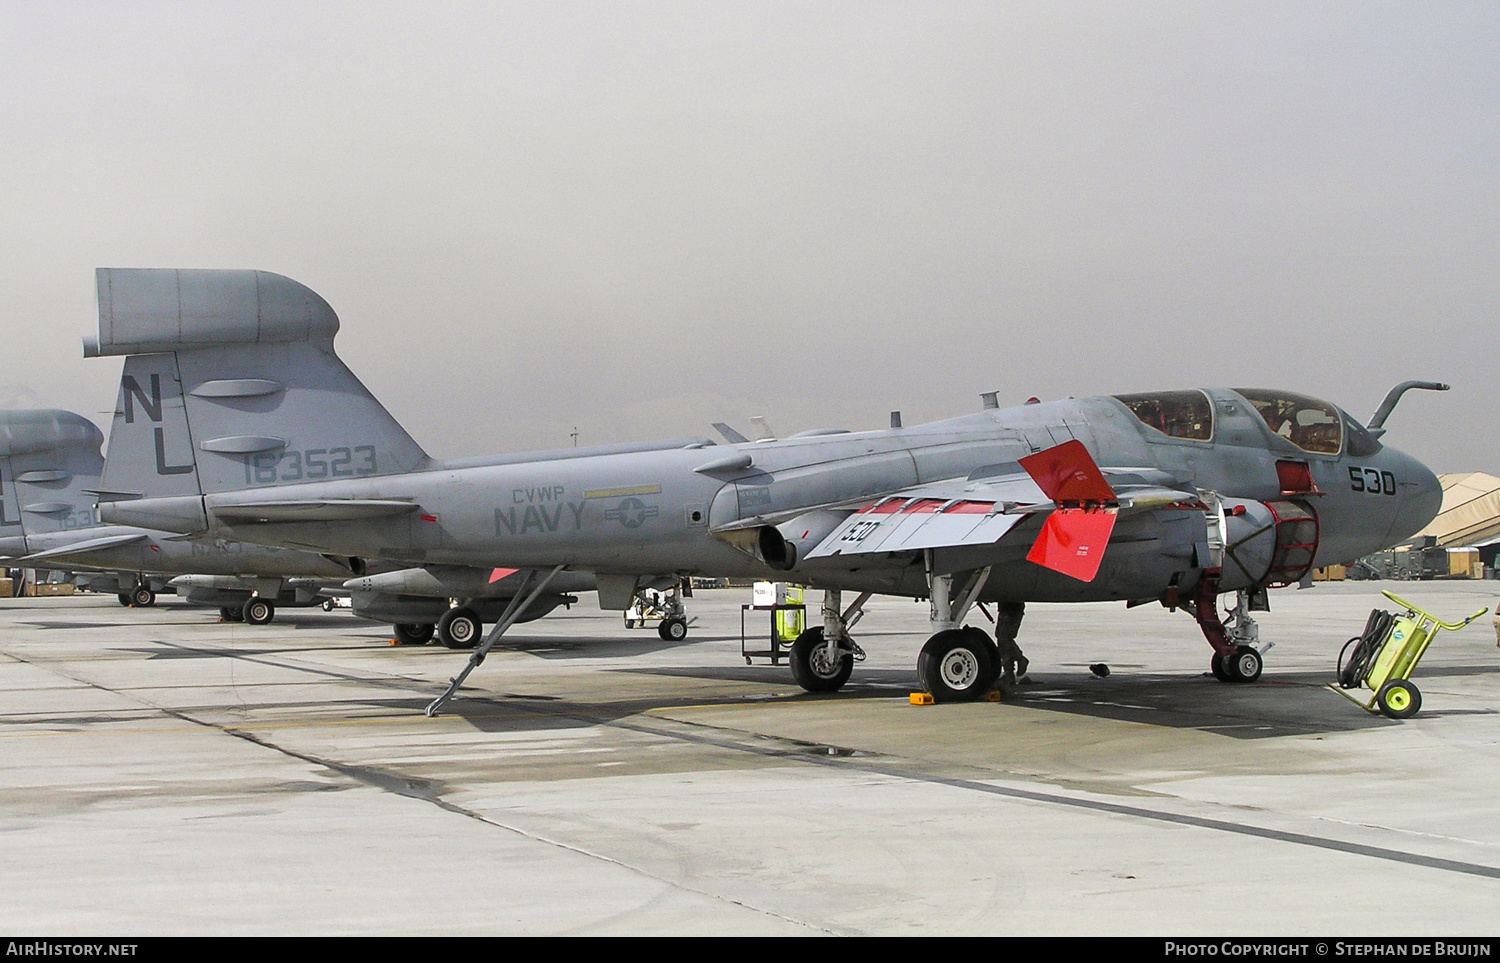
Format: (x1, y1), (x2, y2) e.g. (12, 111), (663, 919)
(1019, 440), (1118, 582)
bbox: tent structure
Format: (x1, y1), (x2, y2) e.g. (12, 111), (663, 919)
(1415, 473), (1500, 565)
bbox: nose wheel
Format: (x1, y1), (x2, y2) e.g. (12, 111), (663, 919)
(1194, 580), (1267, 684)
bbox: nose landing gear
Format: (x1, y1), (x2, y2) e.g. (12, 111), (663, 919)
(1192, 578), (1266, 684)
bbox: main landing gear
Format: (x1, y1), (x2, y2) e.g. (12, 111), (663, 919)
(788, 560), (1029, 704)
(394, 623), (435, 646)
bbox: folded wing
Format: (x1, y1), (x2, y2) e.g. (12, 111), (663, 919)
(804, 440), (1199, 583)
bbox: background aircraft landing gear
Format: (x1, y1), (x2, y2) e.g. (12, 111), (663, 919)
(438, 606), (482, 649)
(244, 598), (275, 626)
(394, 623), (435, 646)
(789, 626), (853, 692)
(626, 583), (692, 640)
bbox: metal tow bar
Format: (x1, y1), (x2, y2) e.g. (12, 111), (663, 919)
(425, 564), (566, 717)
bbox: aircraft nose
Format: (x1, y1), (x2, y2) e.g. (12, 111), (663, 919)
(1388, 451), (1443, 544)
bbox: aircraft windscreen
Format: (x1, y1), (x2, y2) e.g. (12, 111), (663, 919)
(1342, 409), (1383, 457)
(1235, 389), (1342, 455)
(1112, 390), (1213, 441)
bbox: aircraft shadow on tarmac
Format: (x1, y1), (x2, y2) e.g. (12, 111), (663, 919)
(618, 663), (1483, 738)
(487, 631), (718, 658)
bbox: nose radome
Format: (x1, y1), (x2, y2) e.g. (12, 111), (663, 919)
(1388, 451), (1443, 544)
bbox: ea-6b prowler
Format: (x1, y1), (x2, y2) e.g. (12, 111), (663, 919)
(89, 269), (1445, 707)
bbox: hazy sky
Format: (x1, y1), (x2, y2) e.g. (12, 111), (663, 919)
(2, 2), (1497, 473)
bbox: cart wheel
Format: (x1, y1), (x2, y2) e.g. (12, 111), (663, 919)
(624, 618), (635, 629)
(1227, 645), (1262, 683)
(1376, 679), (1421, 719)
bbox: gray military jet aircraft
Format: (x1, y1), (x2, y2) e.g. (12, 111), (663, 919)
(88, 269), (1444, 710)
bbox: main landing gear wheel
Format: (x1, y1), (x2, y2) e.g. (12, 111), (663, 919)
(1210, 652), (1232, 682)
(131, 586), (156, 608)
(918, 628), (997, 703)
(1376, 679), (1421, 719)
(393, 623), (435, 646)
(117, 593), (132, 607)
(789, 626), (853, 693)
(438, 607), (482, 649)
(220, 605), (244, 622)
(658, 616), (688, 641)
(243, 598), (275, 626)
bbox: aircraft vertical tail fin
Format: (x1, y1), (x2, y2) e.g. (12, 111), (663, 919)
(0, 409), (107, 545)
(88, 269), (431, 500)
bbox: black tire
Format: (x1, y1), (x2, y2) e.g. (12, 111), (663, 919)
(918, 629), (996, 702)
(963, 625), (1002, 690)
(659, 616), (688, 641)
(322, 599), (335, 612)
(117, 593), (133, 607)
(1226, 645), (1262, 683)
(624, 617), (635, 629)
(393, 623), (435, 646)
(438, 607), (482, 649)
(225, 605), (244, 623)
(219, 606), (234, 621)
(243, 598), (275, 626)
(789, 626), (853, 692)
(131, 586), (156, 608)
(1376, 679), (1422, 719)
(1210, 652), (1233, 682)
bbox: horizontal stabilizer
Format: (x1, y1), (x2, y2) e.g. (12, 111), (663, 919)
(14, 531), (149, 564)
(209, 499), (420, 523)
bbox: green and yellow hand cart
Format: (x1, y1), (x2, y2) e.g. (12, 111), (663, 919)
(1329, 590), (1489, 719)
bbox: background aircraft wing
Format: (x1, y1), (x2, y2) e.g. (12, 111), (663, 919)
(14, 531), (150, 564)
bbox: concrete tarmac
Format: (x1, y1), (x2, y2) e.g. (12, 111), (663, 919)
(2, 582), (1498, 935)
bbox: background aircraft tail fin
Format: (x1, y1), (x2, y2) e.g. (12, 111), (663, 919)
(89, 269), (431, 498)
(0, 409), (107, 539)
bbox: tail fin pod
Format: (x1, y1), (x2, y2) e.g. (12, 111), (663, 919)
(88, 269), (430, 498)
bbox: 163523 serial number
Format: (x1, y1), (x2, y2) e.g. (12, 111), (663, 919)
(242, 446), (377, 484)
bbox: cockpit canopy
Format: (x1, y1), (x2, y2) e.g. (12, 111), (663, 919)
(1112, 390), (1213, 441)
(1235, 389), (1353, 456)
(1114, 388), (1381, 457)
